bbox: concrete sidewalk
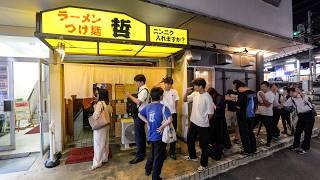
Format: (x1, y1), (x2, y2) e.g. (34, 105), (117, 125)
(1, 119), (319, 180)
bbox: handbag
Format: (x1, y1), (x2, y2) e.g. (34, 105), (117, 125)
(89, 101), (110, 130)
(161, 105), (177, 144)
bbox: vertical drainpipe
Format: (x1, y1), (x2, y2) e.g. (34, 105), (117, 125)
(256, 52), (264, 91)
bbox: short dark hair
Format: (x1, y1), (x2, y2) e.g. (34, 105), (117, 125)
(233, 80), (241, 85)
(192, 78), (206, 89)
(261, 81), (270, 87)
(271, 83), (278, 88)
(150, 87), (164, 101)
(98, 89), (109, 104)
(235, 81), (246, 91)
(163, 77), (174, 84)
(287, 87), (296, 94)
(134, 74), (146, 83)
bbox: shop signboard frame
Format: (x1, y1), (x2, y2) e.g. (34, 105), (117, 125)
(35, 6), (189, 58)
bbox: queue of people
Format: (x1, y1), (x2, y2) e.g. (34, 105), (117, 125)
(88, 74), (316, 180)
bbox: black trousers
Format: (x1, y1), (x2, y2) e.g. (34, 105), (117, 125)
(255, 115), (274, 144)
(134, 116), (146, 158)
(281, 110), (291, 133)
(273, 108), (282, 137)
(293, 111), (315, 151)
(169, 113), (177, 155)
(238, 117), (257, 153)
(187, 122), (209, 167)
(145, 140), (166, 180)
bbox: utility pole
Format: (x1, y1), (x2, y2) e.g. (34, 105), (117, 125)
(308, 10), (315, 92)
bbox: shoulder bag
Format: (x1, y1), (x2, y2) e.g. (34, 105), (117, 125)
(161, 105), (177, 144)
(89, 101), (110, 130)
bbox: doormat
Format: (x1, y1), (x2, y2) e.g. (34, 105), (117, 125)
(25, 125), (40, 134)
(65, 146), (112, 165)
(0, 153), (38, 174)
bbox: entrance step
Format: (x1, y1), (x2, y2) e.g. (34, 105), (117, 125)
(170, 128), (320, 180)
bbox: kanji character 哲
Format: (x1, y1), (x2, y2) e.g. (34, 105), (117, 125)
(58, 11), (68, 21)
(111, 18), (131, 38)
(65, 24), (76, 33)
(79, 25), (88, 35)
(91, 26), (101, 36)
(82, 14), (90, 23)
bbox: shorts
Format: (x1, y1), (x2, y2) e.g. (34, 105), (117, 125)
(226, 110), (237, 127)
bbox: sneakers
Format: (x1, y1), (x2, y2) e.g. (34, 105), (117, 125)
(288, 146), (298, 152)
(184, 156), (198, 161)
(296, 148), (308, 155)
(197, 166), (208, 172)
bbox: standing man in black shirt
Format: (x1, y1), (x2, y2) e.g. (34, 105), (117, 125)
(235, 81), (257, 155)
(225, 80), (241, 144)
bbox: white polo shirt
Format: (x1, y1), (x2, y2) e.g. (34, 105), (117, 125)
(138, 85), (149, 112)
(187, 92), (214, 127)
(162, 89), (179, 114)
(284, 96), (312, 114)
(256, 91), (274, 116)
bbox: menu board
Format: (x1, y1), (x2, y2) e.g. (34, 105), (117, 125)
(115, 84), (125, 100)
(124, 84), (137, 95)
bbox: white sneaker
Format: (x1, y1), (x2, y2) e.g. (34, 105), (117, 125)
(197, 166), (207, 172)
(184, 156), (198, 161)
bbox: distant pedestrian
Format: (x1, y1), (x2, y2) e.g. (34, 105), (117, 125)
(271, 83), (282, 138)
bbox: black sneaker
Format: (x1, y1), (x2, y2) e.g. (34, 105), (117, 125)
(129, 157), (144, 164)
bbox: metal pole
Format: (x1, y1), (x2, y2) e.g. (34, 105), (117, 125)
(308, 10), (314, 91)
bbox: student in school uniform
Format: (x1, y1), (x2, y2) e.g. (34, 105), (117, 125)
(161, 77), (179, 160)
(284, 87), (315, 154)
(126, 74), (150, 164)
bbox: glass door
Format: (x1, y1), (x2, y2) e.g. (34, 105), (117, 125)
(0, 61), (15, 151)
(39, 62), (50, 154)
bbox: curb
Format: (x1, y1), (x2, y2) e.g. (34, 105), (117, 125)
(169, 128), (320, 180)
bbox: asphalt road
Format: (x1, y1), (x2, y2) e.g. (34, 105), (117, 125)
(211, 136), (320, 180)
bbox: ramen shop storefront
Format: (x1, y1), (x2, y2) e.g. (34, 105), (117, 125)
(35, 6), (188, 158)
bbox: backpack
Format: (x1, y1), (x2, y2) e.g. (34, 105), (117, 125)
(127, 88), (149, 118)
(246, 93), (257, 119)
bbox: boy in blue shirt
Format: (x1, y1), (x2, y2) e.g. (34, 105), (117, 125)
(139, 87), (172, 180)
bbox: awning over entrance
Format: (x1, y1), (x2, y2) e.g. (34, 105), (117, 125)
(35, 6), (188, 58)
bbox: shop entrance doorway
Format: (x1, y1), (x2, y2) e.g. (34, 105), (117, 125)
(0, 61), (49, 156)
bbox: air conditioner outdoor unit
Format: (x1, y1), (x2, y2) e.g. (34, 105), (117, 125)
(121, 118), (135, 149)
(216, 54), (233, 65)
